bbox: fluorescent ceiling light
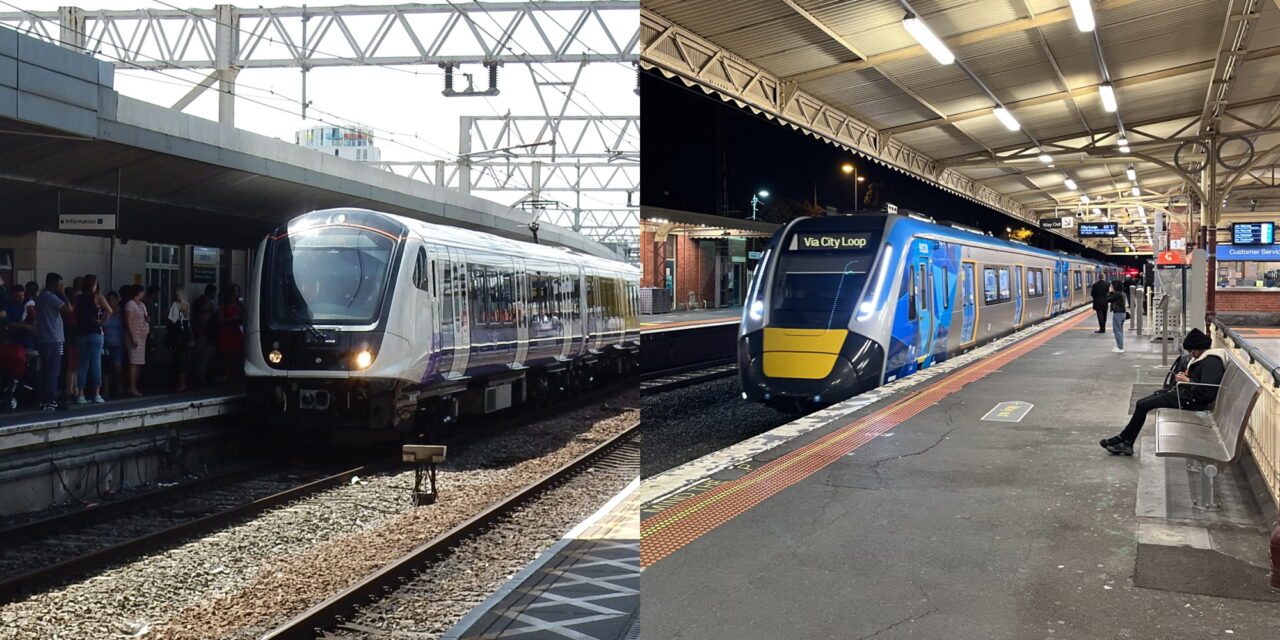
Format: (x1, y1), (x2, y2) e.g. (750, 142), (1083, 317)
(1119, 145), (1130, 153)
(1070, 0), (1096, 32)
(1131, 186), (1140, 197)
(1038, 153), (1052, 163)
(1126, 167), (1136, 181)
(1064, 178), (1078, 190)
(1117, 136), (1128, 146)
(902, 15), (955, 65)
(1092, 207), (1102, 215)
(993, 107), (1020, 131)
(1137, 205), (1146, 215)
(1099, 83), (1117, 112)
(1080, 195), (1091, 203)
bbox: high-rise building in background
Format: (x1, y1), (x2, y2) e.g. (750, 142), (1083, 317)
(295, 125), (382, 162)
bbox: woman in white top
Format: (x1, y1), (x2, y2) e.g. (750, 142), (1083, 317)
(166, 285), (193, 392)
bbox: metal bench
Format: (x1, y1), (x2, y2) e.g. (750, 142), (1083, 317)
(1153, 357), (1261, 511)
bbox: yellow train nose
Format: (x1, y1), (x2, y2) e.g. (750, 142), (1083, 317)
(761, 328), (846, 379)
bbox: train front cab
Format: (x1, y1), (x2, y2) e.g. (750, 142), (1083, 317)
(245, 210), (413, 431)
(739, 218), (890, 410)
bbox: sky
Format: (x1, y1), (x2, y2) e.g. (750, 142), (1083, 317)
(641, 71), (1119, 261)
(3, 0), (638, 219)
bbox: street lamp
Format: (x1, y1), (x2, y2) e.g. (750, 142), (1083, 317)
(749, 190), (769, 220)
(841, 163), (866, 212)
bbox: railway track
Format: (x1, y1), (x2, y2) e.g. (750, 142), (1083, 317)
(261, 420), (640, 640)
(641, 360), (737, 394)
(0, 381), (633, 603)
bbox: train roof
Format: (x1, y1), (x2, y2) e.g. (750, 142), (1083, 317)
(782, 214), (1116, 269)
(291, 208), (638, 277)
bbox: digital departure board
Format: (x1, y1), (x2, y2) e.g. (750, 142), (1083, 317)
(1231, 222), (1274, 245)
(1078, 223), (1118, 238)
(790, 232), (874, 251)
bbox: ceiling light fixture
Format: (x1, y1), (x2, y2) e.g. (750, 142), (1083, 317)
(1081, 195), (1091, 203)
(1126, 166), (1136, 181)
(1038, 153), (1052, 163)
(1099, 83), (1117, 112)
(1064, 178), (1078, 190)
(1131, 186), (1140, 197)
(1070, 0), (1096, 32)
(902, 14), (955, 65)
(1092, 207), (1102, 215)
(993, 107), (1020, 131)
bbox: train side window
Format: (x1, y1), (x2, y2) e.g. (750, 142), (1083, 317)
(997, 267), (1011, 302)
(918, 265), (928, 311)
(907, 267), (917, 321)
(413, 247), (427, 292)
(982, 267), (998, 305)
(430, 259), (437, 297)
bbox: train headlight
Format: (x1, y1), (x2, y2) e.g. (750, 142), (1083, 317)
(354, 350), (374, 370)
(749, 300), (764, 321)
(268, 349), (283, 364)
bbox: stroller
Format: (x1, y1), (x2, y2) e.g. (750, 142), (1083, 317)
(0, 341), (31, 410)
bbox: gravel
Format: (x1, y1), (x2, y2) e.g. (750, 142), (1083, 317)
(326, 438), (638, 639)
(641, 377), (795, 478)
(0, 468), (335, 582)
(0, 393), (637, 640)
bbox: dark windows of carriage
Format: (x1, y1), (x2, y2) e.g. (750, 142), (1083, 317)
(983, 265), (1012, 306)
(268, 225), (395, 326)
(1026, 269), (1045, 298)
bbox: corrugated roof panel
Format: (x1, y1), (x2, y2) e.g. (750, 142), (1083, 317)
(802, 71), (941, 129)
(891, 124), (988, 159)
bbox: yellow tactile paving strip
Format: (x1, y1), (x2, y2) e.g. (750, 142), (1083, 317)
(639, 312), (1090, 568)
(575, 487), (641, 542)
(640, 317), (740, 331)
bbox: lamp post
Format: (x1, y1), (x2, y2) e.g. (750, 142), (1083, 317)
(749, 190), (769, 220)
(841, 163), (866, 213)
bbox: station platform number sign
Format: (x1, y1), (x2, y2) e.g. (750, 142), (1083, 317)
(1157, 250), (1188, 268)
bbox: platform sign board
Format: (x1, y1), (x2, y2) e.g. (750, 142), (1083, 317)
(191, 246), (219, 284)
(1157, 251), (1187, 269)
(981, 401), (1033, 423)
(748, 251), (762, 259)
(1040, 216), (1075, 230)
(1216, 244), (1280, 261)
(58, 214), (116, 231)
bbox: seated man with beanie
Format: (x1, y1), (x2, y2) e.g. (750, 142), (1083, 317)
(1099, 328), (1225, 456)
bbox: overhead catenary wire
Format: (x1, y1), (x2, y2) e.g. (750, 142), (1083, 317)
(0, 0), (456, 163)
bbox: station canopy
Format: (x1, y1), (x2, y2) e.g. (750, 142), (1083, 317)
(641, 0), (1280, 254)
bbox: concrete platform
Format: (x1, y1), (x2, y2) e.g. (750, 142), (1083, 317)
(641, 311), (1280, 639)
(0, 389), (242, 455)
(444, 480), (639, 640)
(640, 307), (740, 332)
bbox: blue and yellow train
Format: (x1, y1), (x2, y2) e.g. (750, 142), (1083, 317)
(739, 213), (1121, 411)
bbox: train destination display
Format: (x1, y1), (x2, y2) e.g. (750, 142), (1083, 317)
(1077, 223), (1118, 238)
(1231, 222), (1274, 245)
(791, 232), (873, 250)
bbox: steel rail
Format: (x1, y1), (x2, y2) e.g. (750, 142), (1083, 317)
(0, 458), (395, 602)
(0, 380), (635, 602)
(260, 420), (640, 640)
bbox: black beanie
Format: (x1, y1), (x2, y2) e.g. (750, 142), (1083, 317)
(1183, 329), (1211, 351)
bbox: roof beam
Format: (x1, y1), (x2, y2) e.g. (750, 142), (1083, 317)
(938, 92), (1280, 166)
(1200, 0), (1263, 134)
(782, 0), (1146, 85)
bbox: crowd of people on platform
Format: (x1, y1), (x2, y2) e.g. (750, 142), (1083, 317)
(0, 273), (245, 411)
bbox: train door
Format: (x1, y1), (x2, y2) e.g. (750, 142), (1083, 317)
(960, 260), (977, 346)
(448, 247), (470, 377)
(512, 257), (529, 367)
(424, 245), (454, 378)
(911, 252), (933, 365)
(1014, 265), (1024, 327)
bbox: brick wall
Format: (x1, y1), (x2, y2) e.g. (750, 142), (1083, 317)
(640, 229), (661, 288)
(1215, 290), (1280, 312)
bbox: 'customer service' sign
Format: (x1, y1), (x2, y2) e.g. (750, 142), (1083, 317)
(1216, 244), (1280, 261)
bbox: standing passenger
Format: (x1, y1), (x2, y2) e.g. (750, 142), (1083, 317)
(103, 290), (125, 398)
(73, 275), (112, 403)
(34, 273), (71, 410)
(191, 284), (217, 386)
(166, 285), (192, 392)
(217, 284), (244, 383)
(1108, 281), (1126, 353)
(1089, 278), (1109, 334)
(124, 285), (150, 397)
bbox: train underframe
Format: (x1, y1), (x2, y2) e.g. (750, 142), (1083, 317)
(247, 346), (638, 440)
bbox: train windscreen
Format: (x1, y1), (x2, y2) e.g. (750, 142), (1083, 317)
(267, 226), (398, 326)
(770, 252), (875, 330)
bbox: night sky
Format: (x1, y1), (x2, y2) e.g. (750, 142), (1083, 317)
(641, 72), (1111, 260)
